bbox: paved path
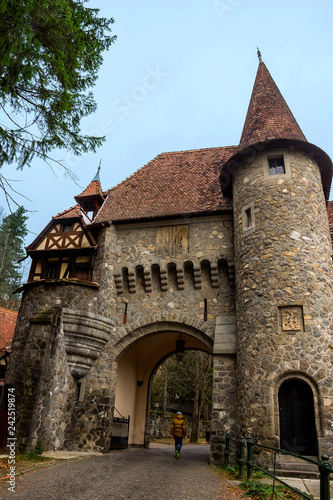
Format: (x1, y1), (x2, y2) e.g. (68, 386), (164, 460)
(0, 444), (246, 499)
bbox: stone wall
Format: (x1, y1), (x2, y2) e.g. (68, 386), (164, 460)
(232, 148), (333, 456)
(5, 214), (237, 454)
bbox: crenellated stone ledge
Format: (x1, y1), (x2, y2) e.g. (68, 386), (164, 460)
(114, 258), (235, 295)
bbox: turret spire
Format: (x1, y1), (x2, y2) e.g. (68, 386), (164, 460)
(92, 159), (102, 183)
(74, 159), (105, 218)
(239, 60), (306, 150)
(257, 47), (262, 62)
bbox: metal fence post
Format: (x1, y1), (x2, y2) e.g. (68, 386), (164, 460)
(238, 436), (246, 480)
(246, 436), (253, 480)
(319, 455), (331, 500)
(225, 432), (230, 466)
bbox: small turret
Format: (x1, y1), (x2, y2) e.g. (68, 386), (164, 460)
(75, 162), (105, 219)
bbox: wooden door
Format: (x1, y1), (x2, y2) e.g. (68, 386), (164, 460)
(278, 379), (318, 456)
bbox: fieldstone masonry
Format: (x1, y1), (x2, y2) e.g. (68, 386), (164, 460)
(233, 150), (333, 456)
(3, 59), (333, 466)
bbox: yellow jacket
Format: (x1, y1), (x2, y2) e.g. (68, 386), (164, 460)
(171, 415), (186, 438)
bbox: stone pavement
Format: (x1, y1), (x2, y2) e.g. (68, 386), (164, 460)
(0, 444), (246, 499)
(0, 443), (332, 499)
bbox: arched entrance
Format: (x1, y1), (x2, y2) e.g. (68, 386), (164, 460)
(278, 379), (318, 455)
(112, 322), (213, 448)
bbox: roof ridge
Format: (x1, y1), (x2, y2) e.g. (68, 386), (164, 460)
(52, 204), (81, 219)
(156, 145), (238, 155)
(106, 145), (237, 195)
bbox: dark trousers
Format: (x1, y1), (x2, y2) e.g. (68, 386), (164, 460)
(174, 436), (183, 452)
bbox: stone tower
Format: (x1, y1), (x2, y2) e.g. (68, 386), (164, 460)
(221, 55), (333, 456)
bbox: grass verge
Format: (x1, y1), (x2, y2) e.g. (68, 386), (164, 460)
(215, 465), (313, 500)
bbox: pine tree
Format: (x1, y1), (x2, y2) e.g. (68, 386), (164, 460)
(0, 206), (28, 308)
(0, 0), (116, 172)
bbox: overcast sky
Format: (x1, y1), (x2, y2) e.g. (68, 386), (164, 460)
(1, 0), (333, 244)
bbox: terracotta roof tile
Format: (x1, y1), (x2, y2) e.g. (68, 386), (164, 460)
(239, 61), (306, 150)
(75, 180), (104, 200)
(95, 146), (236, 223)
(0, 308), (17, 350)
(53, 205), (90, 221)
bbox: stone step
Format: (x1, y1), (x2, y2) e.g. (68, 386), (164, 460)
(269, 455), (320, 479)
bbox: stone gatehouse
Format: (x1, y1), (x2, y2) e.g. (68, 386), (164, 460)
(4, 55), (333, 463)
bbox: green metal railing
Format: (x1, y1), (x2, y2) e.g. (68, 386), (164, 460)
(224, 433), (333, 500)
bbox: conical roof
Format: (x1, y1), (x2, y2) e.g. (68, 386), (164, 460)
(239, 60), (306, 150)
(75, 180), (104, 201)
(220, 58), (332, 199)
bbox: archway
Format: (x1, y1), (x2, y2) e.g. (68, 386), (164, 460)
(149, 349), (213, 444)
(278, 379), (318, 455)
(113, 322), (212, 448)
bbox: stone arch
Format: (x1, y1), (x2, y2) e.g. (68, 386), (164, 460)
(114, 315), (214, 360)
(167, 262), (177, 290)
(184, 260), (195, 288)
(151, 263), (161, 292)
(135, 265), (145, 292)
(121, 267), (130, 293)
(112, 317), (214, 448)
(200, 259), (211, 288)
(272, 371), (322, 454)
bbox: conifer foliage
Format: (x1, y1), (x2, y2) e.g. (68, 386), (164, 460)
(0, 0), (116, 170)
(0, 206), (28, 308)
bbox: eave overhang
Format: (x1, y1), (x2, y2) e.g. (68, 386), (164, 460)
(220, 138), (332, 200)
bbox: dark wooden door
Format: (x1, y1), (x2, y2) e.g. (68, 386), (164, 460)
(279, 379), (318, 456)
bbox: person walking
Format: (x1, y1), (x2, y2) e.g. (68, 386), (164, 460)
(171, 411), (186, 459)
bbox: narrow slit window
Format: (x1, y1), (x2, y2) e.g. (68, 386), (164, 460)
(245, 207), (252, 228)
(268, 156), (285, 175)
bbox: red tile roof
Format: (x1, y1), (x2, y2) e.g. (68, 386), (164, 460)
(0, 308), (17, 351)
(221, 61), (332, 200)
(95, 146), (236, 223)
(53, 205), (90, 221)
(327, 201), (333, 247)
(239, 61), (306, 150)
(75, 180), (104, 200)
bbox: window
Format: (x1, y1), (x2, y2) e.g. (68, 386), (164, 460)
(46, 263), (58, 279)
(242, 203), (255, 233)
(245, 207), (252, 228)
(268, 156), (285, 175)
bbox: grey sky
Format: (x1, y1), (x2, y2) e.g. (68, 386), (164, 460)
(1, 0), (332, 243)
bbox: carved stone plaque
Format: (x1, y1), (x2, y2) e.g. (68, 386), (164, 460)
(281, 307), (302, 331)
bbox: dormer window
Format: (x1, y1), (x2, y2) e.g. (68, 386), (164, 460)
(63, 224), (72, 232)
(268, 156), (285, 175)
